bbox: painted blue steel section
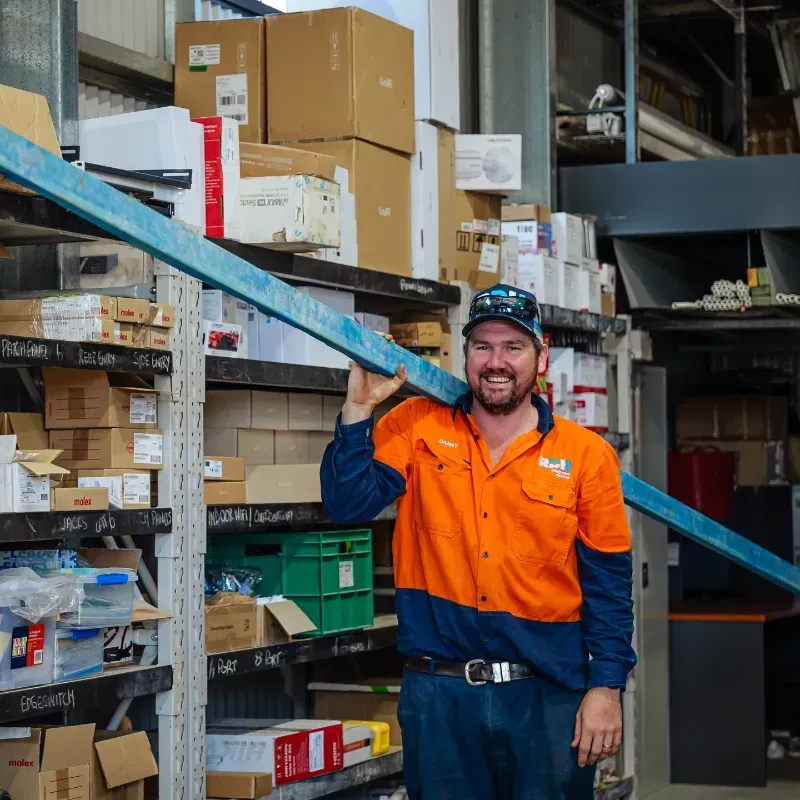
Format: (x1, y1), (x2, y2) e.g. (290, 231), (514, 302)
(622, 473), (800, 594)
(1, 128), (798, 595)
(0, 127), (465, 405)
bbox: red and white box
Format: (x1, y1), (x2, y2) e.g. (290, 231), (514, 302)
(193, 116), (241, 240)
(570, 392), (608, 432)
(206, 720), (343, 785)
(573, 353), (607, 393)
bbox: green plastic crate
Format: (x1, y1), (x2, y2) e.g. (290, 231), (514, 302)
(207, 529), (373, 635)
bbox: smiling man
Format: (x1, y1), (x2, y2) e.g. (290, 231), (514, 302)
(320, 285), (636, 799)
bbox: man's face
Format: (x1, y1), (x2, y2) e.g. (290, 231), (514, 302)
(465, 320), (548, 415)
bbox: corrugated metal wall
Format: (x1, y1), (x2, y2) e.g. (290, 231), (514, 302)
(77, 82), (154, 120)
(77, 0), (165, 59)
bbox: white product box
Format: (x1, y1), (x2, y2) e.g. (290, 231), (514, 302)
(551, 213), (584, 265)
(79, 107), (205, 231)
(239, 175), (341, 250)
(548, 348), (575, 393)
(411, 122), (439, 281)
(455, 134), (522, 194)
(574, 353), (608, 392)
(582, 217), (597, 259)
(78, 473), (151, 509)
(247, 306), (261, 361)
(0, 436), (66, 514)
(287, 0), (460, 130)
(563, 263), (583, 311)
(283, 287), (354, 369)
(550, 371), (570, 420)
(203, 290), (238, 324)
(500, 234), (519, 286)
(571, 392), (609, 431)
(321, 217), (358, 267)
(203, 320), (245, 358)
(502, 221), (550, 258)
(355, 313), (390, 333)
(598, 262), (617, 292)
(518, 254), (560, 307)
(259, 315), (286, 363)
(196, 116), (241, 241)
(572, 266), (602, 314)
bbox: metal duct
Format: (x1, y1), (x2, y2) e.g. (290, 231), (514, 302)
(639, 102), (733, 160)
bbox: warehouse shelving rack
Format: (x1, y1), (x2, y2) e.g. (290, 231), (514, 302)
(0, 187), (635, 799)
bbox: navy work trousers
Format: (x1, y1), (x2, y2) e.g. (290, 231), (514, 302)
(398, 668), (596, 799)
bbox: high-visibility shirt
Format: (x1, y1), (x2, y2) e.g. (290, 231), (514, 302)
(320, 391), (636, 691)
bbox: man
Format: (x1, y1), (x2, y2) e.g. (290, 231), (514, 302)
(321, 285), (636, 799)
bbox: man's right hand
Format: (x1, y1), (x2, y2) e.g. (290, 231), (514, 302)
(341, 333), (408, 425)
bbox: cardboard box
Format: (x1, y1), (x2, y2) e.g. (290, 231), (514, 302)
(502, 204), (552, 223)
(267, 8), (414, 154)
(245, 464), (321, 504)
(79, 243), (154, 291)
(0, 84), (62, 195)
(237, 429), (276, 466)
(239, 175), (341, 250)
(148, 302), (175, 329)
(206, 594), (258, 653)
(455, 134), (522, 194)
(680, 439), (786, 486)
(194, 116), (241, 240)
(0, 295), (116, 322)
(206, 772), (273, 800)
(438, 128), (457, 280)
(53, 487), (109, 512)
(0, 411), (48, 450)
(0, 435), (69, 513)
(0, 318), (119, 346)
(274, 431), (310, 465)
(0, 723), (157, 800)
(76, 469), (152, 510)
(308, 431), (333, 463)
(206, 721), (343, 784)
(411, 121), (439, 282)
(145, 326), (171, 351)
(240, 142), (337, 180)
(205, 389), (252, 429)
(204, 428), (239, 458)
(205, 481), (247, 505)
(500, 234), (519, 286)
(49, 429), (163, 471)
(551, 212), (584, 265)
(289, 139), (411, 277)
(117, 323), (146, 348)
(43, 368), (158, 430)
(204, 320), (244, 358)
(675, 396), (789, 441)
(114, 298), (150, 325)
(502, 220), (552, 259)
(570, 392), (608, 431)
(574, 353), (608, 392)
(391, 321), (443, 348)
(257, 598), (317, 646)
(289, 393), (324, 430)
(355, 312), (390, 334)
(175, 19), (266, 144)
(204, 457), (246, 481)
(251, 391), (289, 431)
(311, 680), (402, 746)
(322, 396), (341, 433)
(444, 190), (502, 289)
(283, 287), (354, 369)
(517, 254), (559, 307)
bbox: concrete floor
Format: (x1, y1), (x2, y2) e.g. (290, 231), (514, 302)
(648, 783), (800, 799)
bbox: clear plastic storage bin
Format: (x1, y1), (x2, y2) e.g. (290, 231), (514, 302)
(55, 627), (104, 681)
(52, 568), (136, 628)
(0, 602), (56, 690)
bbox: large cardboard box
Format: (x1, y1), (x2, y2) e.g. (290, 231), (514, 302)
(53, 487), (109, 512)
(443, 190), (502, 289)
(43, 368), (158, 430)
(675, 396), (789, 441)
(0, 411), (48, 450)
(289, 393), (323, 431)
(237, 430), (276, 466)
(0, 435), (69, 513)
(79, 243), (155, 292)
(455, 134), (522, 195)
(0, 723), (157, 800)
(240, 142), (337, 180)
(245, 464), (321, 504)
(0, 295), (116, 322)
(76, 469), (152, 510)
(0, 84), (62, 194)
(257, 598), (317, 646)
(290, 139), (411, 276)
(0, 318), (119, 346)
(204, 457), (245, 482)
(175, 18), (266, 144)
(205, 481), (247, 505)
(266, 8), (414, 154)
(206, 593), (258, 653)
(49, 429), (163, 471)
(274, 431), (310, 465)
(195, 116), (241, 240)
(251, 391), (289, 431)
(205, 389), (252, 429)
(204, 428), (239, 458)
(206, 772), (273, 800)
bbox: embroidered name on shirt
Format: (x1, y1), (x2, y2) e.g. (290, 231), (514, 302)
(539, 456), (572, 480)
(439, 439), (459, 448)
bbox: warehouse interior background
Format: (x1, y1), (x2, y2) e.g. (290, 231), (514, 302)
(0, 0), (800, 798)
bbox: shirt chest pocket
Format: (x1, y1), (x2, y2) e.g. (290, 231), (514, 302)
(413, 442), (470, 539)
(513, 479), (578, 566)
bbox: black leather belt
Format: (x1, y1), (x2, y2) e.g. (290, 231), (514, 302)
(406, 657), (536, 686)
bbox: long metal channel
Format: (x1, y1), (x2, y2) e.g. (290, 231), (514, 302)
(624, 0), (639, 164)
(1, 127), (800, 594)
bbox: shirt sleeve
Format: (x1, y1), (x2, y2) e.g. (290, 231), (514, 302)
(576, 441), (637, 689)
(320, 402), (414, 524)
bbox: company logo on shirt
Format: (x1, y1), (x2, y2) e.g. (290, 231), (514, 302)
(539, 456), (572, 480)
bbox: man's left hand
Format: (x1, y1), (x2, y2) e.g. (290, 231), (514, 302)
(571, 687), (622, 767)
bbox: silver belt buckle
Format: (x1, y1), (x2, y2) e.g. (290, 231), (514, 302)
(464, 658), (487, 686)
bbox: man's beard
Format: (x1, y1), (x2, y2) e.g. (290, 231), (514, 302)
(469, 367), (538, 416)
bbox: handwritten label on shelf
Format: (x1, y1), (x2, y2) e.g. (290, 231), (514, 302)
(0, 508), (174, 540)
(206, 504), (301, 531)
(20, 687), (76, 715)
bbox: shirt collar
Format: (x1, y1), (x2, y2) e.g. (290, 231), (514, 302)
(452, 390), (555, 434)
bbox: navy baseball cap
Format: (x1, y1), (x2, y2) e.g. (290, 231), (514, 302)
(462, 284), (544, 345)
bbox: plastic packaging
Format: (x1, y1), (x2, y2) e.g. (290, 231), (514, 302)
(0, 568), (84, 622)
(50, 568), (136, 628)
(55, 627), (104, 681)
(205, 563), (262, 597)
(0, 602), (56, 690)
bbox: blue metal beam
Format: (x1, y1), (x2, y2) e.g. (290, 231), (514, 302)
(1, 127), (799, 594)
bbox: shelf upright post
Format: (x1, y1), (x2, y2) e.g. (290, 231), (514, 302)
(447, 281), (472, 384)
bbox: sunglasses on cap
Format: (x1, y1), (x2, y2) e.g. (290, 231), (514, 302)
(469, 293), (541, 323)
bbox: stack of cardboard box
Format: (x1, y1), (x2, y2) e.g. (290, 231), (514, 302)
(547, 349), (609, 431)
(390, 310), (454, 374)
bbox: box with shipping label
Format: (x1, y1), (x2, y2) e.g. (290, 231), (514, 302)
(289, 139), (411, 277)
(206, 721), (343, 784)
(551, 213), (584, 265)
(43, 368), (158, 430)
(443, 190), (502, 289)
(288, 393), (324, 431)
(205, 481), (247, 505)
(77, 470), (152, 509)
(267, 8), (414, 154)
(411, 121), (440, 282)
(455, 134), (522, 195)
(205, 593), (258, 653)
(239, 175), (341, 250)
(52, 487), (109, 512)
(240, 142), (336, 180)
(570, 392), (608, 432)
(49, 429), (163, 471)
(204, 457), (245, 482)
(675, 396), (789, 442)
(274, 431), (310, 465)
(205, 389), (252, 429)
(175, 18), (266, 144)
(245, 464), (321, 504)
(0, 84), (62, 195)
(0, 317), (118, 346)
(257, 598), (317, 646)
(0, 435), (68, 513)
(0, 411), (48, 450)
(206, 772), (273, 800)
(79, 243), (155, 291)
(283, 287), (354, 369)
(0, 295), (117, 323)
